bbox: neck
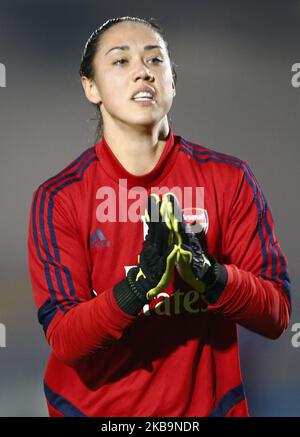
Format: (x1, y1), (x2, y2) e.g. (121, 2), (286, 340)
(102, 117), (170, 176)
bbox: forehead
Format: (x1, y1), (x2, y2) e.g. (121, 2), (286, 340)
(98, 21), (166, 53)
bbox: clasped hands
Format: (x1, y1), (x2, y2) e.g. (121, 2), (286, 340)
(132, 192), (221, 301)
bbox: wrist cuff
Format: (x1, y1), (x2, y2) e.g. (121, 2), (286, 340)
(113, 269), (148, 316)
(203, 262), (228, 304)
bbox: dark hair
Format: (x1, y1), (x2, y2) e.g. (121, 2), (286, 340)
(79, 16), (177, 143)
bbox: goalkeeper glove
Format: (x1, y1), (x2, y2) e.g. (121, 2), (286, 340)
(161, 193), (228, 304)
(113, 193), (178, 315)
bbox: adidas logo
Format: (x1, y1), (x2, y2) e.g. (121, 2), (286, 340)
(90, 228), (112, 248)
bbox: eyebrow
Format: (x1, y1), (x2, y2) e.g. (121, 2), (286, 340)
(105, 45), (163, 55)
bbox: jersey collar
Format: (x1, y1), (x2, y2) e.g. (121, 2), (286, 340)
(96, 128), (178, 187)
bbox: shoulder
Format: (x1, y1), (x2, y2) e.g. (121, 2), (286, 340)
(175, 134), (262, 197)
(176, 135), (243, 170)
(176, 134), (260, 182)
(29, 145), (98, 228)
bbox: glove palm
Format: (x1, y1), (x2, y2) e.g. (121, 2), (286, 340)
(114, 194), (178, 314)
(160, 193), (227, 302)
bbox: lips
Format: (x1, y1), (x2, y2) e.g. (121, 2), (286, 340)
(131, 86), (156, 100)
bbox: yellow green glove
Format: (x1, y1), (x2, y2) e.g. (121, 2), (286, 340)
(113, 194), (178, 315)
(160, 193), (228, 303)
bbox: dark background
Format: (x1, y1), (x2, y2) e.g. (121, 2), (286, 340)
(0, 0), (299, 416)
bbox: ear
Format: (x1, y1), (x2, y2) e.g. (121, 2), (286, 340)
(81, 76), (102, 105)
(172, 81), (176, 97)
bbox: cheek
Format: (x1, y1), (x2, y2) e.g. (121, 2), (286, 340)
(160, 76), (174, 103)
(160, 68), (174, 90)
(98, 73), (126, 103)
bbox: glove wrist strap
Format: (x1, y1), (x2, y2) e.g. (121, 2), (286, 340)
(113, 268), (148, 316)
(203, 260), (228, 304)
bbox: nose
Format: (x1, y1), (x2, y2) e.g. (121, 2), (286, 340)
(133, 64), (154, 82)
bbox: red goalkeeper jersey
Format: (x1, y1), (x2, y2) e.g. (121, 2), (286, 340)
(28, 128), (291, 417)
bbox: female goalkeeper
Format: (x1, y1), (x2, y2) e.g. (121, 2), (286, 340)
(28, 16), (291, 417)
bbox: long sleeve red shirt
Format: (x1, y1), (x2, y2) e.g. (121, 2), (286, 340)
(28, 129), (291, 417)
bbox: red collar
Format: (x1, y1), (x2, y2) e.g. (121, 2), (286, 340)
(95, 129), (179, 188)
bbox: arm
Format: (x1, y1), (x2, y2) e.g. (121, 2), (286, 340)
(28, 189), (176, 367)
(207, 161), (291, 339)
(28, 186), (137, 367)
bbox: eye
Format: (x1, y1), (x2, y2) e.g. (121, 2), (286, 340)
(148, 57), (163, 64)
(112, 57), (163, 66)
(113, 58), (128, 65)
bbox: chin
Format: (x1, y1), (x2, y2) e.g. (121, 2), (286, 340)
(124, 115), (160, 127)
(127, 112), (167, 126)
